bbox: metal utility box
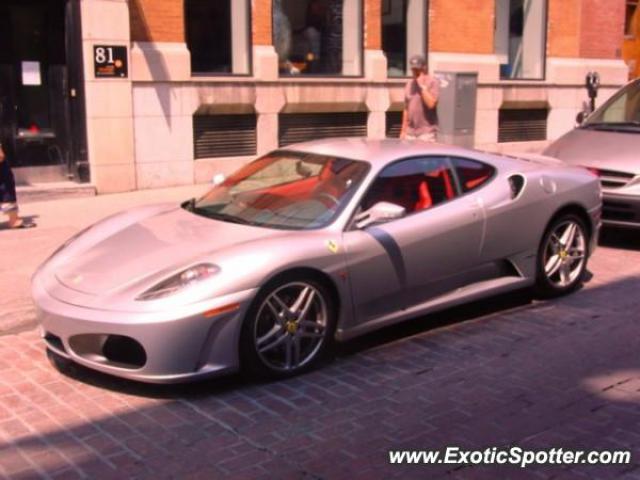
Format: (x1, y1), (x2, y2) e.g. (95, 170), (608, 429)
(434, 71), (478, 148)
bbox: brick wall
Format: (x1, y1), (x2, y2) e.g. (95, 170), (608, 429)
(429, 0), (494, 54)
(253, 0), (272, 45)
(579, 0), (625, 58)
(365, 0), (381, 49)
(548, 0), (582, 57)
(128, 0), (624, 61)
(129, 0), (184, 42)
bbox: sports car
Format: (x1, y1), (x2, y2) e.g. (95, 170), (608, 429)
(32, 138), (601, 383)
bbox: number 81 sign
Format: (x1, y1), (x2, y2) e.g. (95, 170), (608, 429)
(93, 45), (128, 78)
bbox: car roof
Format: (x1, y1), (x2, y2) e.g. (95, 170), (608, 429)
(281, 137), (512, 169)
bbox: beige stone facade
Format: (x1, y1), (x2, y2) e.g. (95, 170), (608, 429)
(79, 0), (629, 193)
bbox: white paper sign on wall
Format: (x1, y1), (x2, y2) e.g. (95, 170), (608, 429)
(21, 61), (42, 86)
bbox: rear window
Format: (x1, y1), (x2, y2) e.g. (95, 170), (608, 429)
(451, 157), (495, 193)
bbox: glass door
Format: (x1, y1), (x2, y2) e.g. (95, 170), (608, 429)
(0, 0), (73, 182)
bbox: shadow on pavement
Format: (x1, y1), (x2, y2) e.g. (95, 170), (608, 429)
(6, 272), (640, 479)
(599, 226), (640, 251)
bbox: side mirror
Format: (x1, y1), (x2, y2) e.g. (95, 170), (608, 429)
(355, 201), (406, 229)
(576, 111), (586, 125)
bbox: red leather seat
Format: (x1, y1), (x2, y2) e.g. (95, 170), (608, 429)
(415, 168), (454, 211)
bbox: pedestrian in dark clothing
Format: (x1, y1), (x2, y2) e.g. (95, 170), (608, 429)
(0, 140), (31, 229)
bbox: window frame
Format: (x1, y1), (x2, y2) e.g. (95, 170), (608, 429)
(496, 0), (549, 82)
(625, 0), (639, 39)
(273, 0), (365, 79)
(347, 155), (497, 230)
(184, 0), (253, 77)
(382, 0), (429, 79)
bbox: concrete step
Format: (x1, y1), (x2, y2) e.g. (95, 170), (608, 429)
(16, 182), (97, 204)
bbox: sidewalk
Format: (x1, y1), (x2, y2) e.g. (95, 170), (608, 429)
(0, 184), (209, 334)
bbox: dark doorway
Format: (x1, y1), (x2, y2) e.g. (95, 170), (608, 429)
(0, 0), (87, 184)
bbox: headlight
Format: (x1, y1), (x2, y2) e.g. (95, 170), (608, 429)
(136, 263), (220, 301)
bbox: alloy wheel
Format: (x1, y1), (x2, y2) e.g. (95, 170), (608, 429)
(542, 219), (587, 289)
(253, 282), (328, 372)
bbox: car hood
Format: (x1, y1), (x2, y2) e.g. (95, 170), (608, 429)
(544, 128), (640, 175)
(54, 207), (276, 296)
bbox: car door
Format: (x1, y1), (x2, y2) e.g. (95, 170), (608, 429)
(342, 156), (487, 327)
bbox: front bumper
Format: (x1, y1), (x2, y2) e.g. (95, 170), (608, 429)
(602, 192), (640, 229)
(32, 276), (258, 383)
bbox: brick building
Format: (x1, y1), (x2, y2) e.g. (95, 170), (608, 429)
(0, 0), (629, 192)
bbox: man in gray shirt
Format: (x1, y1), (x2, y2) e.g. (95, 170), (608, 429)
(400, 55), (439, 142)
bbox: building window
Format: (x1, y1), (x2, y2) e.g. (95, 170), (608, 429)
(626, 0), (639, 37)
(273, 0), (363, 76)
(382, 0), (427, 77)
(495, 0), (547, 80)
(185, 0), (251, 75)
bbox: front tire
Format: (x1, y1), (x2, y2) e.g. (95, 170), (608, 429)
(240, 275), (336, 378)
(535, 214), (589, 298)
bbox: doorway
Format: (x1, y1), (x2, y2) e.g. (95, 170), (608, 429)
(0, 0), (88, 184)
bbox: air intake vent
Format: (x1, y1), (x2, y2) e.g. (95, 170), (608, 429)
(193, 114), (257, 159)
(386, 111), (403, 138)
(508, 174), (526, 199)
(279, 112), (368, 147)
(498, 109), (548, 143)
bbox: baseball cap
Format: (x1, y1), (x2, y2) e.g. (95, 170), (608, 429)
(409, 55), (426, 69)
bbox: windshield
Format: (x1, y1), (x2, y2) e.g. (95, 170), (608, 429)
(187, 151), (370, 230)
(583, 80), (640, 129)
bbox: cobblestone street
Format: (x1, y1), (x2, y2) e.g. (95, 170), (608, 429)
(0, 192), (639, 480)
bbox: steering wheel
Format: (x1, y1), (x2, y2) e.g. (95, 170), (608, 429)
(314, 192), (339, 208)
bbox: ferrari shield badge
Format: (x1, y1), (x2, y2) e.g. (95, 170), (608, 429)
(326, 240), (339, 254)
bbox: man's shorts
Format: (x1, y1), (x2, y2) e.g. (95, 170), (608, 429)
(405, 131), (437, 142)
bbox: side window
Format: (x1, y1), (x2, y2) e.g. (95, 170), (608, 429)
(451, 157), (495, 193)
(362, 157), (457, 214)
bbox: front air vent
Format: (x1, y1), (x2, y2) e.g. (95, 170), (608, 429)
(508, 174), (526, 199)
(44, 332), (66, 353)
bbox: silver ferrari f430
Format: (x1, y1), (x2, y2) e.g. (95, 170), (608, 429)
(32, 139), (602, 383)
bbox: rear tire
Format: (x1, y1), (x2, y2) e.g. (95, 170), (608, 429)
(240, 274), (337, 379)
(535, 213), (589, 298)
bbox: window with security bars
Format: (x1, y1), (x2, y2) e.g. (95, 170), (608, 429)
(278, 112), (368, 147)
(386, 111), (403, 138)
(193, 114), (257, 159)
(498, 108), (548, 143)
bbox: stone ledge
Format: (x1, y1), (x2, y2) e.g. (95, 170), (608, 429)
(16, 182), (97, 204)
